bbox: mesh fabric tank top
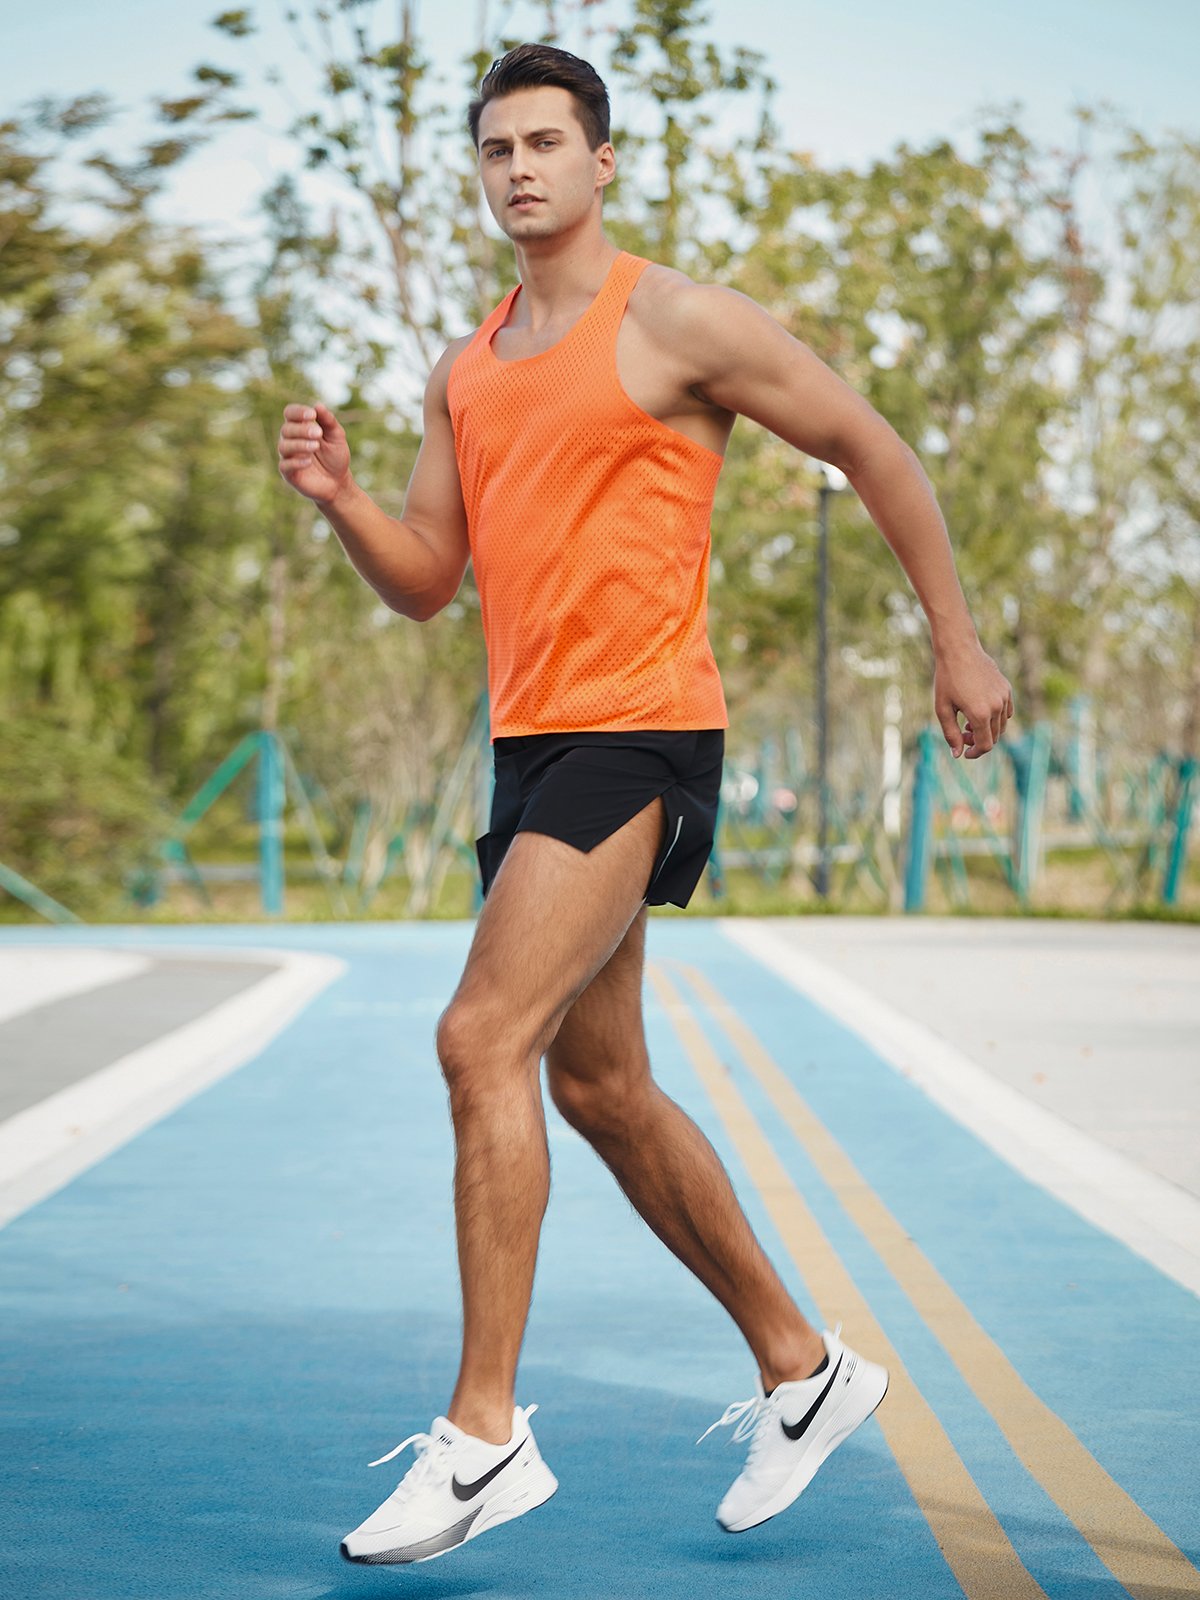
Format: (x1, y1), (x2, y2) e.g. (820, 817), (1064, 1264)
(446, 249), (729, 740)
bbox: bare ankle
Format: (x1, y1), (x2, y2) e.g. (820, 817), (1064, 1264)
(759, 1329), (828, 1390)
(446, 1399), (514, 1446)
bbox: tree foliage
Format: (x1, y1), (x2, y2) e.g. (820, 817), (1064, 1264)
(1, 1), (1196, 912)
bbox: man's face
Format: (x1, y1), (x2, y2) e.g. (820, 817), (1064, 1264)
(477, 86), (613, 239)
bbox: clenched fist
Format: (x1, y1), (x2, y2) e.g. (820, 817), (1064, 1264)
(278, 402), (352, 505)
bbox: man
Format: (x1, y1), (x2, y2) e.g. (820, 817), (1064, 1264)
(277, 43), (1014, 1567)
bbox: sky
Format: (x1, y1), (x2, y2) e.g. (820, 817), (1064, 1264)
(4, 0), (1195, 234)
(3, 0), (1195, 406)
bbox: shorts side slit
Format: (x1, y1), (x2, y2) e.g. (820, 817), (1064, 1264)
(475, 729), (723, 909)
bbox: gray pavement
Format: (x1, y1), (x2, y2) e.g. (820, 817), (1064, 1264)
(743, 916), (1200, 1201)
(0, 953), (282, 1121)
(1, 921), (1195, 1228)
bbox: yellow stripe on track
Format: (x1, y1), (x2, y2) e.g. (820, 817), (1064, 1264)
(666, 957), (1200, 1600)
(647, 961), (1050, 1600)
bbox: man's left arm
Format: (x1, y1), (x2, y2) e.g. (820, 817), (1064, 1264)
(676, 282), (1015, 760)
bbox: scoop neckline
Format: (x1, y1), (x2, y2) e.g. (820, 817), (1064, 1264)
(485, 251), (626, 367)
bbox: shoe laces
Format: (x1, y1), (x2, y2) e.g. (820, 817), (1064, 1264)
(365, 1430), (454, 1499)
(696, 1324), (842, 1456)
(365, 1404), (537, 1498)
(696, 1394), (765, 1448)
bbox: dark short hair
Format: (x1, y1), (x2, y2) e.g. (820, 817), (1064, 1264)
(467, 43), (611, 154)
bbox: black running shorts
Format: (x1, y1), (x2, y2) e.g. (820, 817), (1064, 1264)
(475, 729), (725, 910)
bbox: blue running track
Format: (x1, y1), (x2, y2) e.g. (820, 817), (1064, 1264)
(1, 921), (1197, 1599)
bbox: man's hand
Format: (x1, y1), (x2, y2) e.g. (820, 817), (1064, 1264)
(278, 401), (352, 506)
(933, 637), (1015, 759)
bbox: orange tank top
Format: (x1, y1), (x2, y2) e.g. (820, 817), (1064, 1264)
(446, 249), (729, 740)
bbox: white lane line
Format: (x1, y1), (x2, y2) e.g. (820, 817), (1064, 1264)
(721, 919), (1200, 1299)
(0, 947), (346, 1228)
(0, 948), (153, 1024)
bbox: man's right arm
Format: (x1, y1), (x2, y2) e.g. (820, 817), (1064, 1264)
(290, 339), (471, 623)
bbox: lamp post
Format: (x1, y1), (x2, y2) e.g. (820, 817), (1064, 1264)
(814, 462), (847, 899)
(842, 646), (903, 838)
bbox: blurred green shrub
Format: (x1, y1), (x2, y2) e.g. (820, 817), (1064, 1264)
(0, 716), (172, 919)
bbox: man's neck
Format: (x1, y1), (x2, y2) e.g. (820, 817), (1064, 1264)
(510, 235), (622, 328)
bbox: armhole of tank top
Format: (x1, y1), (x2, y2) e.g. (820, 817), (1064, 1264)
(445, 337), (467, 414)
(607, 256), (724, 467)
(447, 291), (513, 411)
(608, 252), (644, 318)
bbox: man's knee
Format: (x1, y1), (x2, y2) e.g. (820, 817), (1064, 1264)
(437, 1002), (495, 1093)
(435, 999), (551, 1103)
(546, 1054), (650, 1142)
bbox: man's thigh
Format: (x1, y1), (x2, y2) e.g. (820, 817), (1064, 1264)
(449, 795), (665, 1061)
(544, 902), (650, 1087)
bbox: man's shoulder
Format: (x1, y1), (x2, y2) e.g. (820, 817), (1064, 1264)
(629, 259), (729, 346)
(440, 330), (477, 368)
(428, 331), (478, 408)
(632, 257), (705, 308)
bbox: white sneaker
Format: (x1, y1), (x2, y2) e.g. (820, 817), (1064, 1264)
(698, 1324), (888, 1533)
(339, 1403), (558, 1565)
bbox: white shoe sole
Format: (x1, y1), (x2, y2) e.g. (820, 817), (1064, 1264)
(340, 1458), (559, 1565)
(719, 1364), (889, 1533)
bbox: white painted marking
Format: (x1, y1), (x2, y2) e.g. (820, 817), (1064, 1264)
(0, 946), (346, 1228)
(650, 814), (684, 888)
(721, 920), (1200, 1299)
(0, 948), (152, 1024)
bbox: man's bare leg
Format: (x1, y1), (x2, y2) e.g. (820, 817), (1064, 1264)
(545, 907), (827, 1390)
(435, 798), (668, 1444)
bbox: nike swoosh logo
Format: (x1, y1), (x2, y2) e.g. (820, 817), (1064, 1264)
(781, 1352), (844, 1441)
(451, 1438), (525, 1501)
